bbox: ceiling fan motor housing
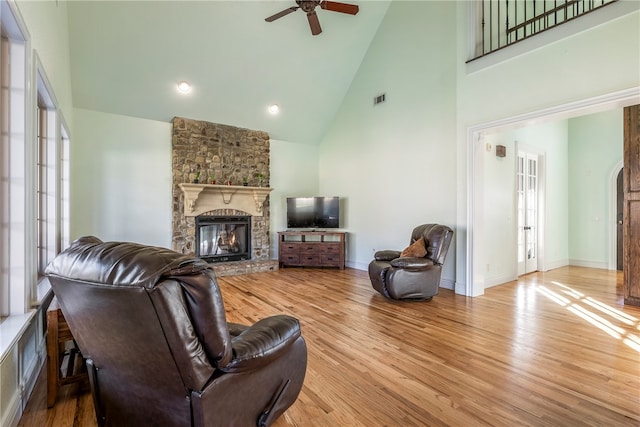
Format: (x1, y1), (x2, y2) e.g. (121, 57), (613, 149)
(297, 1), (321, 13)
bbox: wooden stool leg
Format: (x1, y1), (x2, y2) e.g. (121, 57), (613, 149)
(46, 306), (59, 408)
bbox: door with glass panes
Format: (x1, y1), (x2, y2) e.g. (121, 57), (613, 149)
(517, 151), (539, 275)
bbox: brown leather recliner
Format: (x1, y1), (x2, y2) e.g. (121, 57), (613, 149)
(45, 236), (307, 427)
(368, 224), (454, 301)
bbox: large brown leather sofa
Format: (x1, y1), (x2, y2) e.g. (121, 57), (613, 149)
(45, 236), (307, 427)
(368, 224), (453, 301)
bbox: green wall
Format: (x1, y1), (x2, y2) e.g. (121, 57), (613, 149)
(568, 109), (623, 268)
(318, 1), (458, 285)
(71, 108), (173, 247)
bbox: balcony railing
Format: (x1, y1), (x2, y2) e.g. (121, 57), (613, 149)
(470, 0), (618, 60)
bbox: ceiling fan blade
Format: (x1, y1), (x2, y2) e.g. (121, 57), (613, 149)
(307, 11), (322, 35)
(265, 6), (299, 22)
(320, 1), (359, 15)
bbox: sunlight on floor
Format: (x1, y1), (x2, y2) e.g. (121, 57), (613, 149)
(536, 281), (640, 352)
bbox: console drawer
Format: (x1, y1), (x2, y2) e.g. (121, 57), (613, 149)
(280, 253), (300, 264)
(319, 243), (340, 254)
(281, 243), (301, 253)
(300, 254), (320, 265)
(300, 244), (319, 254)
(321, 254), (341, 266)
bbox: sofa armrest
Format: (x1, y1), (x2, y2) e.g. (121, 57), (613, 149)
(220, 315), (301, 373)
(374, 250), (401, 262)
(227, 322), (248, 337)
(390, 257), (435, 271)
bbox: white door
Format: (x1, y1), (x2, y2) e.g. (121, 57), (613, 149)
(517, 151), (539, 275)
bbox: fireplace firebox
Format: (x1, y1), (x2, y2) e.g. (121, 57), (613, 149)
(195, 216), (251, 263)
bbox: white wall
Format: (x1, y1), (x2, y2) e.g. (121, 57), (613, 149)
(477, 120), (571, 287)
(71, 108), (173, 247)
(568, 109), (623, 268)
(16, 0), (74, 124)
(513, 121), (571, 272)
(269, 139), (319, 257)
(318, 1), (458, 286)
(474, 134), (518, 287)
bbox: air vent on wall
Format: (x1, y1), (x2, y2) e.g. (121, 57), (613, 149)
(374, 93), (386, 105)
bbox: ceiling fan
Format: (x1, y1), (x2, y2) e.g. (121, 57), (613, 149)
(265, 1), (359, 36)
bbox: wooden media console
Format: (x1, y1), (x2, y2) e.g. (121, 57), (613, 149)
(278, 230), (346, 269)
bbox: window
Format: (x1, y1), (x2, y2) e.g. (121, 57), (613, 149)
(34, 58), (70, 299)
(36, 77), (58, 277)
(0, 28), (9, 317)
(60, 124), (70, 251)
(0, 1), (69, 320)
(1, 0), (27, 317)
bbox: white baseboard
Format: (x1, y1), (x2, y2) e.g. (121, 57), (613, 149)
(347, 260), (369, 271)
(483, 272), (517, 289)
(542, 259), (569, 271)
(2, 389), (21, 427)
(568, 259), (609, 270)
(440, 278), (455, 291)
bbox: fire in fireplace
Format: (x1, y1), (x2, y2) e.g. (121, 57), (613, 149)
(195, 215), (250, 263)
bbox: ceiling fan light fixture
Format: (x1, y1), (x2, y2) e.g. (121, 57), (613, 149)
(268, 104), (280, 114)
(177, 81), (191, 93)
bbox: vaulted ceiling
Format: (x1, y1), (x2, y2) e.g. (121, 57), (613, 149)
(67, 1), (391, 144)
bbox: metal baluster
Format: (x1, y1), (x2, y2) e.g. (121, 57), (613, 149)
(482, 0), (486, 55)
(470, 0), (617, 61)
(506, 0), (510, 44)
(489, 0), (493, 53)
(513, 0), (518, 41)
(497, 0), (500, 49)
(524, 0), (527, 38)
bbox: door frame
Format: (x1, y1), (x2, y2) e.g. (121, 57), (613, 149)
(608, 160), (624, 270)
(466, 87), (639, 297)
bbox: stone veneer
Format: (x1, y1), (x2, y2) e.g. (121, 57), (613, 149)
(172, 117), (278, 276)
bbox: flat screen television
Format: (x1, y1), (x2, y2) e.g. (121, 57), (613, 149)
(286, 196), (340, 229)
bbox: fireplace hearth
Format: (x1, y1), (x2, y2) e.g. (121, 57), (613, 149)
(196, 216), (250, 263)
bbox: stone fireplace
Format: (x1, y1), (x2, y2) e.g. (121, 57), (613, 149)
(172, 117), (278, 276)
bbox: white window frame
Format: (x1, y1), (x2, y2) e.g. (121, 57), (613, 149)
(60, 120), (70, 253)
(0, 0), (69, 323)
(1, 0), (29, 318)
(33, 53), (69, 302)
(36, 64), (58, 278)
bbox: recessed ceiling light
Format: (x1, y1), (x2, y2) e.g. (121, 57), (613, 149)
(268, 104), (280, 114)
(177, 81), (191, 93)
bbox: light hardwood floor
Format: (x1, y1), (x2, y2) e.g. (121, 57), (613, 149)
(19, 266), (640, 426)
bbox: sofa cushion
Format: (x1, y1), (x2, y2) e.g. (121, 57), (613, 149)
(400, 238), (427, 258)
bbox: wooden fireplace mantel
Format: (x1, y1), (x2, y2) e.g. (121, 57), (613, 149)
(178, 183), (273, 217)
